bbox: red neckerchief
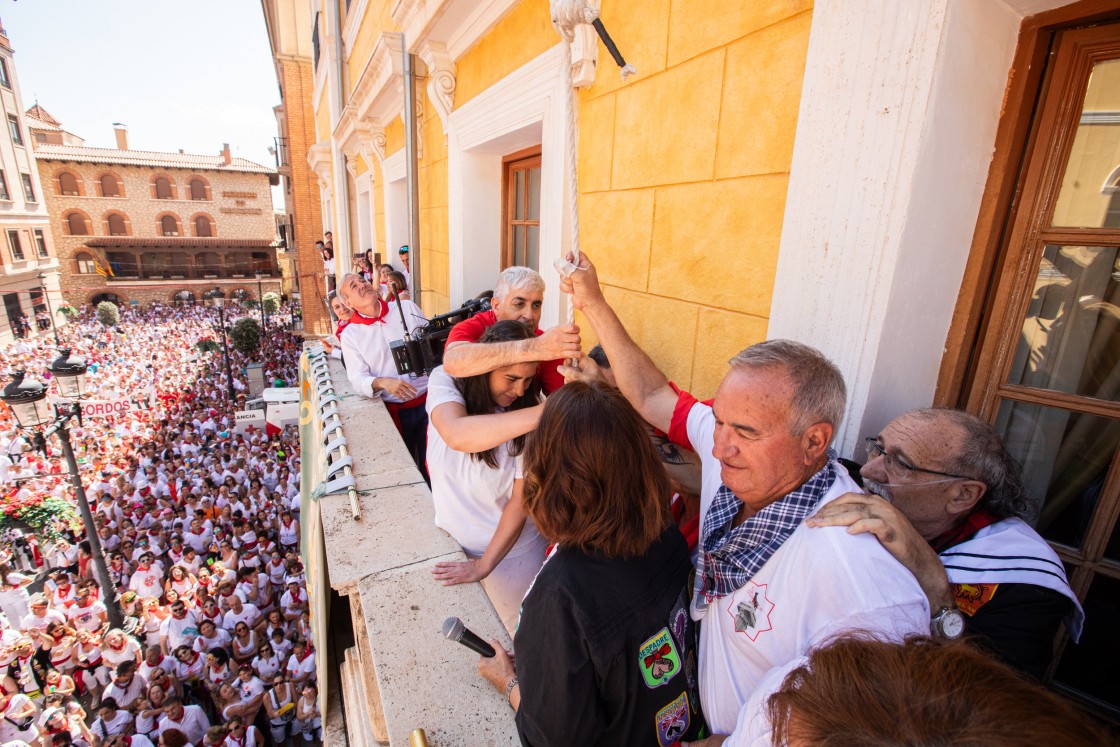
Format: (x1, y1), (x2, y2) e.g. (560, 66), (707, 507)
(344, 300), (389, 327)
(929, 509), (1001, 552)
(296, 646), (313, 663)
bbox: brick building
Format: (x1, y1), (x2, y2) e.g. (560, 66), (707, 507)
(261, 0), (327, 335)
(0, 22), (62, 346)
(31, 118), (280, 308)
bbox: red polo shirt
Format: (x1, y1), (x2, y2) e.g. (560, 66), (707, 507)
(446, 310), (565, 394)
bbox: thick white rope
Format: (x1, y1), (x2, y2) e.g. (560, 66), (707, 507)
(550, 1), (636, 327)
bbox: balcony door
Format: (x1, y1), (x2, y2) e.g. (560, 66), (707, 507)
(963, 23), (1120, 717)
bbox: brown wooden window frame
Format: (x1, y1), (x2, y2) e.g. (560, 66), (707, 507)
(500, 147), (542, 270)
(939, 4), (1120, 720)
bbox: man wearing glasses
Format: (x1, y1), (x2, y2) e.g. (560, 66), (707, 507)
(808, 408), (1083, 679)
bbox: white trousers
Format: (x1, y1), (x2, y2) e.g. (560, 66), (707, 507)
(476, 534), (548, 637)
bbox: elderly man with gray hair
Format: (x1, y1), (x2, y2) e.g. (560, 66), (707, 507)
(560, 252), (929, 747)
(807, 408), (1084, 680)
(337, 272), (430, 478)
(442, 266), (581, 394)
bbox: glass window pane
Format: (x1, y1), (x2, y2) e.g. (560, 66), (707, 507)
(513, 226), (525, 266)
(528, 166), (541, 221)
(1054, 572), (1119, 705)
(526, 224), (540, 271)
(1054, 58), (1120, 227)
(995, 398), (1120, 547)
(1007, 245), (1120, 400)
(514, 169), (525, 220)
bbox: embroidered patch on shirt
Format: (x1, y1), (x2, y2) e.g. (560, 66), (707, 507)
(639, 627), (681, 688)
(654, 691), (690, 747)
(727, 580), (775, 641)
(953, 582), (999, 616)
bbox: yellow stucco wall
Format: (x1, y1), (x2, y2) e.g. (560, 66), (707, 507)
(419, 92), (451, 315)
(574, 0), (813, 395)
(345, 0), (397, 95)
(372, 155), (386, 258)
(454, 0), (557, 106)
(313, 0), (813, 390)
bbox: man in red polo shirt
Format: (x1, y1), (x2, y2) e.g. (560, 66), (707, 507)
(443, 266), (580, 394)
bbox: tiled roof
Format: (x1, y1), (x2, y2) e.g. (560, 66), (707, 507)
(25, 104), (60, 126)
(26, 114), (61, 133)
(33, 144), (275, 175)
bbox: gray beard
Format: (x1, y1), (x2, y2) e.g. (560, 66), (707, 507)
(863, 479), (894, 502)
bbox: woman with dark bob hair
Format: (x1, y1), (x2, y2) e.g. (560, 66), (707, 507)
(478, 381), (707, 746)
(427, 320), (549, 635)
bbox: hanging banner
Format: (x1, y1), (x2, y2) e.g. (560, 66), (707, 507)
(80, 399), (137, 418)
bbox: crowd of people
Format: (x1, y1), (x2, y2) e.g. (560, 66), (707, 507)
(0, 303), (321, 747)
(326, 254), (1111, 746)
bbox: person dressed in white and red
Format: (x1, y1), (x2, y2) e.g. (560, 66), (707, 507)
(442, 266), (580, 395)
(337, 272), (430, 478)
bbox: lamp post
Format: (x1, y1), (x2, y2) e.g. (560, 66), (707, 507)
(0, 364), (124, 629)
(255, 270), (267, 333)
(205, 289), (237, 403)
(37, 272), (60, 347)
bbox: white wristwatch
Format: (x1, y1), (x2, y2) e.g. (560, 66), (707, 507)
(930, 606), (965, 640)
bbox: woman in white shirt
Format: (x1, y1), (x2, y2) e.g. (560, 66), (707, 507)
(425, 321), (548, 635)
(0, 563), (33, 625)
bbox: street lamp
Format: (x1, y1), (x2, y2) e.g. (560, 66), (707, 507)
(255, 270), (267, 333)
(37, 272), (60, 347)
(51, 349), (87, 400)
(205, 288), (237, 403)
(0, 368), (124, 629)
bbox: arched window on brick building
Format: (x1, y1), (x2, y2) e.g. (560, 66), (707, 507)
(193, 214), (214, 238)
(106, 213), (129, 236)
(189, 177), (210, 201)
(154, 176), (174, 200)
(57, 171), (82, 196)
(98, 173), (123, 198)
(159, 214), (181, 237)
(74, 252), (97, 274)
(64, 211), (89, 236)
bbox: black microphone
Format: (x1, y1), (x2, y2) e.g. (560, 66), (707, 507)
(441, 616), (495, 658)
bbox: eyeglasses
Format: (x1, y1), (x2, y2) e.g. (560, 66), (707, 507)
(864, 438), (978, 482)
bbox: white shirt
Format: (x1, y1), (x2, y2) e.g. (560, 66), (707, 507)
(66, 601), (107, 632)
(286, 651), (316, 681)
(156, 704), (210, 745)
(681, 402), (929, 737)
(128, 566), (164, 598)
(160, 610), (201, 651)
(339, 302), (429, 402)
(424, 367), (542, 557)
(223, 604), (261, 631)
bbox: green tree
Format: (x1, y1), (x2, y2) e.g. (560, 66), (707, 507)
(96, 301), (119, 327)
(262, 292), (281, 314)
(229, 317), (261, 357)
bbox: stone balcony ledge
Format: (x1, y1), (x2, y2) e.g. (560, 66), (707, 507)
(303, 343), (519, 745)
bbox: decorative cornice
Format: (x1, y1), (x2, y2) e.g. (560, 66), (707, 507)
(419, 41), (456, 139)
(351, 32), (406, 126)
(307, 142), (333, 188)
(357, 122), (387, 166)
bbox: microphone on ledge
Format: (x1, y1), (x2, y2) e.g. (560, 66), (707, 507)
(441, 616), (496, 658)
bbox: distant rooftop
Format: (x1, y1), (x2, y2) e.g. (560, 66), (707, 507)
(33, 144), (275, 175)
(26, 104), (60, 127)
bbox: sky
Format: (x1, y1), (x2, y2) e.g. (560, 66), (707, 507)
(2, 0), (282, 203)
